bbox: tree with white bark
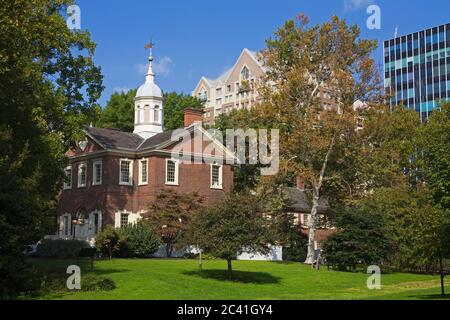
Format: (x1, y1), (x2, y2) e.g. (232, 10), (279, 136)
(257, 15), (382, 264)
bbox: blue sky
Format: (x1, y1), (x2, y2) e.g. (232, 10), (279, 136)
(75, 0), (450, 107)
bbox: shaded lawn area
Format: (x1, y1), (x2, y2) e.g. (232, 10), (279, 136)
(26, 258), (450, 300)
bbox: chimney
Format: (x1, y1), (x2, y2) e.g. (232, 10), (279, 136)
(296, 176), (305, 191)
(184, 108), (204, 127)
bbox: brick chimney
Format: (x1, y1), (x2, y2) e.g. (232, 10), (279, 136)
(296, 176), (305, 190)
(184, 108), (204, 127)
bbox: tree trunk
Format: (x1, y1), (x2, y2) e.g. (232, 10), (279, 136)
(227, 259), (232, 280)
(439, 252), (445, 296)
(166, 244), (173, 258)
(304, 193), (319, 264)
(199, 250), (203, 272)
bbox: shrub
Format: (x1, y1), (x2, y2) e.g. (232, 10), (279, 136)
(282, 230), (308, 262)
(322, 206), (391, 271)
(95, 226), (124, 259)
(37, 240), (91, 259)
(117, 223), (160, 258)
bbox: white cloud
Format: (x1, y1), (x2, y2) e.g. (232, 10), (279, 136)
(344, 0), (374, 11)
(154, 56), (174, 77)
(113, 86), (132, 94)
(135, 56), (174, 77)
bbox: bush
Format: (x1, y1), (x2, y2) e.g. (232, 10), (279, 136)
(282, 230), (308, 262)
(117, 223), (160, 258)
(96, 226), (124, 259)
(37, 240), (91, 259)
(322, 206), (391, 271)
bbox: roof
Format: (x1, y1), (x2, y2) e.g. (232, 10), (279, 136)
(286, 188), (328, 213)
(86, 127), (144, 150)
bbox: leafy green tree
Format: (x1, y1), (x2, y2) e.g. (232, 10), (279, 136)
(322, 206), (391, 271)
(97, 89), (137, 132)
(163, 92), (203, 130)
(190, 193), (272, 279)
(362, 186), (444, 272)
(97, 90), (203, 132)
(118, 222), (160, 258)
(145, 190), (204, 257)
(0, 0), (103, 298)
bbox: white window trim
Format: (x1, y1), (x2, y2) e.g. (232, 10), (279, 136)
(138, 159), (148, 186)
(63, 166), (72, 190)
(92, 160), (102, 186)
(77, 162), (87, 188)
(61, 213), (72, 237)
(119, 159), (134, 186)
(165, 159), (179, 186)
(210, 163), (223, 190)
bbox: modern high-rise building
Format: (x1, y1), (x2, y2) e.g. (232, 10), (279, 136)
(384, 23), (450, 121)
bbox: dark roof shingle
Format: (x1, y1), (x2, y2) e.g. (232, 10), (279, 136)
(85, 127), (144, 150)
(286, 188), (328, 213)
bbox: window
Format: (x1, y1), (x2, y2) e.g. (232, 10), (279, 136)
(64, 215), (70, 236)
(78, 162), (87, 188)
(154, 105), (160, 123)
(93, 160), (102, 186)
(241, 66), (250, 80)
(210, 164), (223, 189)
(139, 159), (148, 185)
(120, 213), (129, 227)
(64, 166), (72, 190)
(120, 159), (133, 185)
(166, 159), (179, 185)
(93, 213), (100, 234)
(144, 105), (150, 123)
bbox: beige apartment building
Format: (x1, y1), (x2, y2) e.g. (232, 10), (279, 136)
(192, 48), (267, 126)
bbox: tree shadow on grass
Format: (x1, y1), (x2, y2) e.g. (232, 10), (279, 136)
(183, 270), (281, 284)
(409, 293), (450, 300)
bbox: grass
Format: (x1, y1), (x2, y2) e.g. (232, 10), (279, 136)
(26, 258), (450, 300)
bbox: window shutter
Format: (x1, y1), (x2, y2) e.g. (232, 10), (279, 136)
(114, 212), (121, 228)
(59, 216), (64, 237)
(98, 211), (103, 232)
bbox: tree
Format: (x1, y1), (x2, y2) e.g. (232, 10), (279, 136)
(362, 186), (444, 272)
(190, 193), (272, 279)
(322, 206), (391, 271)
(163, 92), (203, 130)
(97, 90), (203, 132)
(95, 226), (124, 259)
(257, 15), (381, 264)
(0, 0), (103, 298)
(118, 222), (160, 258)
(145, 190), (204, 257)
(97, 89), (137, 132)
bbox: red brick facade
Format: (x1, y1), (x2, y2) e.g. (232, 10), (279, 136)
(57, 128), (234, 240)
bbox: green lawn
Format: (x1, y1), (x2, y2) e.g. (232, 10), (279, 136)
(27, 258), (450, 300)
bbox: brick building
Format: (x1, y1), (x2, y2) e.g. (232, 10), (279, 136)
(55, 48), (235, 242)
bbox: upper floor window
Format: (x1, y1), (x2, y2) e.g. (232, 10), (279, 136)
(166, 159), (179, 185)
(139, 159), (148, 185)
(120, 159), (133, 186)
(78, 162), (87, 188)
(64, 166), (72, 190)
(241, 66), (250, 80)
(154, 105), (160, 123)
(210, 163), (223, 189)
(93, 160), (102, 186)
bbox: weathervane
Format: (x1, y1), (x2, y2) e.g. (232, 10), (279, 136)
(145, 38), (155, 61)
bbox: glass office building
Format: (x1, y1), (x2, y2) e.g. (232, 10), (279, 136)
(384, 23), (450, 121)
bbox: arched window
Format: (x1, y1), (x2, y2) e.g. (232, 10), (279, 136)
(241, 66), (250, 80)
(136, 105), (141, 123)
(144, 105), (150, 123)
(154, 105), (160, 123)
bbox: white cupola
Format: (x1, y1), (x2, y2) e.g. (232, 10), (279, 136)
(134, 44), (164, 139)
